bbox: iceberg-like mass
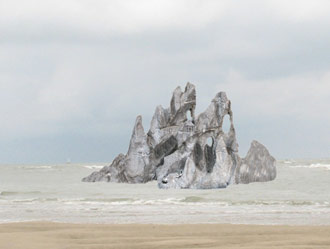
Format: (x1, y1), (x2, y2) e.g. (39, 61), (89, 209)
(82, 83), (276, 189)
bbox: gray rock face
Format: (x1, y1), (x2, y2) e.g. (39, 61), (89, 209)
(235, 140), (276, 184)
(82, 83), (276, 189)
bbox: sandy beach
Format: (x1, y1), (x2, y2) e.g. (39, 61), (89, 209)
(1, 222), (330, 249)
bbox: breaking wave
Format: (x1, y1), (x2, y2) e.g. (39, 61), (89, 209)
(84, 165), (105, 170)
(290, 163), (330, 170)
(2, 195), (328, 208)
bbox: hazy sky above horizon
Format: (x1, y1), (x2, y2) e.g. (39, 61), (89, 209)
(1, 0), (329, 163)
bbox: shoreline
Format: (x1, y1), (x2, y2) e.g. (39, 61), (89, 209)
(1, 222), (330, 249)
(1, 220), (330, 226)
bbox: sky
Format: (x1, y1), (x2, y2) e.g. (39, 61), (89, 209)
(0, 0), (329, 164)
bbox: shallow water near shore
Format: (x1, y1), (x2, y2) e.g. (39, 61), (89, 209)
(1, 159), (330, 225)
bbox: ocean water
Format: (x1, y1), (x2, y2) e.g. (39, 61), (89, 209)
(1, 159), (330, 225)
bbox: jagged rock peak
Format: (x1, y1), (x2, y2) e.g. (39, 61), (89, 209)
(82, 82), (276, 189)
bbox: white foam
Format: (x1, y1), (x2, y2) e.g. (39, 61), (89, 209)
(309, 163), (330, 170)
(290, 165), (310, 169)
(84, 165), (105, 169)
(290, 163), (330, 170)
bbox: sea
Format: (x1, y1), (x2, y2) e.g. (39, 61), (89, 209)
(1, 159), (330, 225)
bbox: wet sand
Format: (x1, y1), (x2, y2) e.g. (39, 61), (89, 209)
(1, 222), (330, 249)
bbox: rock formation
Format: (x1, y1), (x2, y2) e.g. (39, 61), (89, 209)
(82, 83), (276, 189)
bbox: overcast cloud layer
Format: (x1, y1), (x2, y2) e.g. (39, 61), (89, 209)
(0, 0), (329, 163)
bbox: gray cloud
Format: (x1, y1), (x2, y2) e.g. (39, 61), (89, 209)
(0, 0), (329, 163)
